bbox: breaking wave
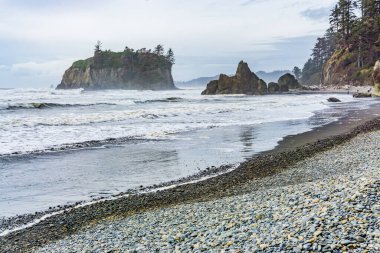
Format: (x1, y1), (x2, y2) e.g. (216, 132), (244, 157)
(3, 102), (117, 110)
(134, 97), (184, 104)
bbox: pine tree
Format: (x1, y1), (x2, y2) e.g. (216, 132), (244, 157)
(94, 41), (103, 66)
(165, 48), (175, 64)
(301, 0), (380, 85)
(340, 0), (357, 43)
(330, 4), (341, 33)
(354, 0), (380, 65)
(292, 67), (301, 80)
(94, 40), (102, 54)
(154, 44), (164, 56)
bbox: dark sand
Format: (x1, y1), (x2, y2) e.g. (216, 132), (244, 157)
(1, 103), (380, 252)
(272, 102), (380, 153)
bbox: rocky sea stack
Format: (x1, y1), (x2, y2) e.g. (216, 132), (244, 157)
(57, 44), (176, 90)
(266, 73), (300, 93)
(278, 73), (300, 90)
(201, 61), (267, 95)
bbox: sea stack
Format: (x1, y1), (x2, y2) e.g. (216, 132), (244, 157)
(201, 61), (267, 95)
(277, 73), (300, 91)
(268, 82), (280, 93)
(57, 46), (176, 90)
(373, 60), (380, 96)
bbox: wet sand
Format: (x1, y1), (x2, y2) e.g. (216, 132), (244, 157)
(272, 102), (380, 153)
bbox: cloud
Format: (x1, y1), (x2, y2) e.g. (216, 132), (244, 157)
(241, 0), (261, 6)
(174, 35), (319, 81)
(10, 59), (74, 77)
(0, 65), (8, 71)
(301, 7), (332, 21)
(0, 0), (337, 87)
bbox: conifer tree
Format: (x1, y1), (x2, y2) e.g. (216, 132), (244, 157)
(301, 0), (380, 85)
(94, 41), (102, 54)
(165, 48), (175, 64)
(154, 44), (164, 56)
(292, 67), (301, 80)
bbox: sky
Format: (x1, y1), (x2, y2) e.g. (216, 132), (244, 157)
(0, 0), (336, 88)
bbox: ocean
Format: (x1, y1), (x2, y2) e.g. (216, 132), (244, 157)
(0, 88), (379, 218)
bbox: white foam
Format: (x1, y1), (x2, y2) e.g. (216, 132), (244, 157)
(1, 89), (358, 155)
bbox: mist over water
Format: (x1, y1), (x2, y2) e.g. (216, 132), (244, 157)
(0, 88), (379, 218)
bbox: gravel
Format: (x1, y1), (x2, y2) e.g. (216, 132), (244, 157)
(34, 130), (380, 252)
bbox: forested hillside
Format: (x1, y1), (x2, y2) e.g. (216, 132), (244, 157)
(301, 0), (380, 86)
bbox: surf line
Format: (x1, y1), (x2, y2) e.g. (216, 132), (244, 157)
(0, 164), (238, 237)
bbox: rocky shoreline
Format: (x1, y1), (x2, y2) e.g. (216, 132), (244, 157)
(1, 114), (380, 252)
(0, 163), (235, 237)
(36, 130), (380, 252)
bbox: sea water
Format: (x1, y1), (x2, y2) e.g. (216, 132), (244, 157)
(0, 88), (378, 218)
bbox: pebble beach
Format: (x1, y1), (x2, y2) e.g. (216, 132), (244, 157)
(30, 127), (380, 252)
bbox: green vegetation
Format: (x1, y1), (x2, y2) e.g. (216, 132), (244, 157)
(292, 66), (302, 80)
(71, 42), (175, 72)
(300, 0), (380, 85)
(94, 40), (102, 54)
(153, 44), (164, 55)
(72, 59), (90, 71)
(94, 50), (124, 68)
(166, 48), (175, 64)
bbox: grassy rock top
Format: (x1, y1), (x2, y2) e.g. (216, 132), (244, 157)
(70, 49), (172, 72)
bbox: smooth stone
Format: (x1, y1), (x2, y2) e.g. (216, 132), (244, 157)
(356, 236), (366, 242)
(341, 239), (352, 245)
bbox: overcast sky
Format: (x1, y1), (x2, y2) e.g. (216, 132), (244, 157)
(0, 0), (336, 88)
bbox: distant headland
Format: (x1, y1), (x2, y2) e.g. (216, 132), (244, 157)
(56, 42), (176, 90)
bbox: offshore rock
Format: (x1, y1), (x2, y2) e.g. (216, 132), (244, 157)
(353, 93), (372, 98)
(201, 61), (267, 95)
(327, 97), (341, 103)
(278, 73), (300, 90)
(57, 49), (175, 90)
(279, 84), (289, 92)
(268, 82), (280, 93)
(258, 79), (268, 94)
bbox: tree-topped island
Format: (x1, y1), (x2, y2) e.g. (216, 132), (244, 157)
(56, 42), (176, 90)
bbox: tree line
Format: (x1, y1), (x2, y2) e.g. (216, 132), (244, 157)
(94, 41), (175, 65)
(299, 0), (380, 85)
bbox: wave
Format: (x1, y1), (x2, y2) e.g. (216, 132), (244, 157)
(0, 136), (143, 158)
(4, 102), (117, 110)
(134, 97), (184, 104)
(49, 88), (84, 95)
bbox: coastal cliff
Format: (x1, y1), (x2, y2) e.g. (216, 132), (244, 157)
(57, 45), (176, 90)
(322, 48), (376, 86)
(299, 1), (380, 90)
(201, 61), (267, 95)
(374, 60), (380, 96)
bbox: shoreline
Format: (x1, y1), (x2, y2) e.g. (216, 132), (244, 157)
(1, 98), (378, 234)
(35, 129), (380, 252)
(271, 101), (380, 153)
(1, 103), (380, 251)
(0, 92), (365, 227)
